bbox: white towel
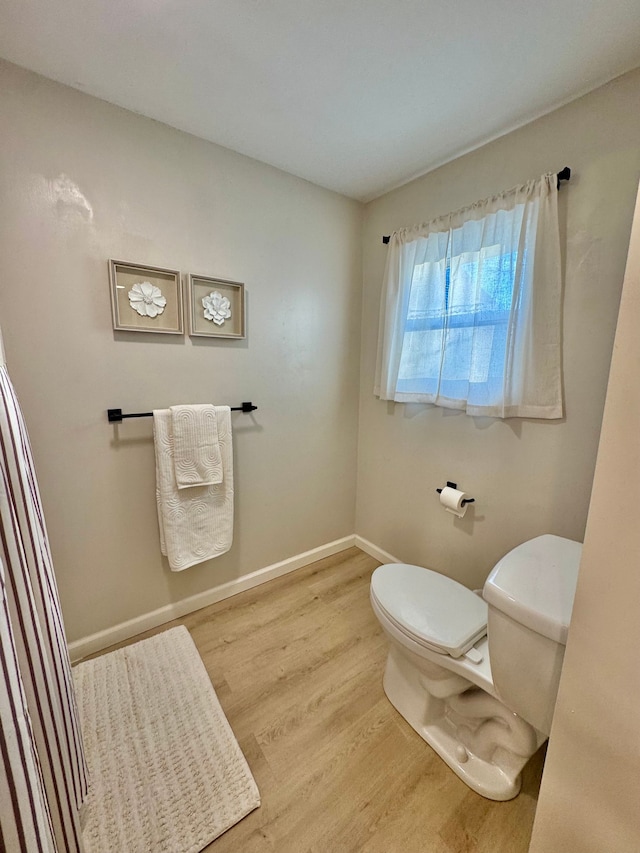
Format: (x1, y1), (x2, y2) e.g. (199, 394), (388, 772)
(153, 406), (233, 571)
(170, 404), (223, 489)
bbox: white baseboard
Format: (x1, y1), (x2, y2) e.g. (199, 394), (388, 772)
(68, 534), (356, 662)
(354, 535), (400, 566)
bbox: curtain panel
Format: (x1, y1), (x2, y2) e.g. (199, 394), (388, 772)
(0, 329), (88, 853)
(375, 174), (563, 419)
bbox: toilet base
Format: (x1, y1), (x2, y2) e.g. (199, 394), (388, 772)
(382, 643), (546, 801)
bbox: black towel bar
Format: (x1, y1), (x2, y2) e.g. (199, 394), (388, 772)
(107, 402), (257, 423)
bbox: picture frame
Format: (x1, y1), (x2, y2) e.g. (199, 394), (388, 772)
(188, 274), (246, 339)
(109, 260), (183, 335)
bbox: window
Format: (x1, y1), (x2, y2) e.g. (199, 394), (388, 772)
(375, 174), (563, 419)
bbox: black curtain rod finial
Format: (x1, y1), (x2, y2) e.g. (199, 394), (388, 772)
(557, 165), (571, 189)
(382, 166), (571, 244)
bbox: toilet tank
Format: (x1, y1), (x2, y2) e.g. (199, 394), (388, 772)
(482, 535), (582, 736)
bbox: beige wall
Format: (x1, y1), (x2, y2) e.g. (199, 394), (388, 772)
(1, 53), (639, 667)
(357, 69), (640, 590)
(0, 60), (363, 642)
(529, 180), (640, 853)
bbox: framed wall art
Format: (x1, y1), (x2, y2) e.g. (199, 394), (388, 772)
(188, 274), (246, 339)
(109, 260), (184, 334)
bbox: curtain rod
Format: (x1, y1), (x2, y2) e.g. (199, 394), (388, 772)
(107, 402), (257, 423)
(381, 167), (571, 244)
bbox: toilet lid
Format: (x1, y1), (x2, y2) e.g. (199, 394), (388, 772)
(371, 563), (487, 658)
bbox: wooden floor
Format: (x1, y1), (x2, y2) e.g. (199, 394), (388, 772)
(96, 547), (545, 853)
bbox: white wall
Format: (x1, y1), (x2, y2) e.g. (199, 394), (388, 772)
(529, 180), (640, 853)
(0, 60), (363, 643)
(357, 69), (640, 590)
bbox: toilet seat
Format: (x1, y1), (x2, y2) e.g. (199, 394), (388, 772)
(371, 563), (488, 658)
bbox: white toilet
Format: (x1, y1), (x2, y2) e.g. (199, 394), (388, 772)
(370, 534), (582, 800)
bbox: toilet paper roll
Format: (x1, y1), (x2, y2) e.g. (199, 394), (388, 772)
(439, 486), (469, 518)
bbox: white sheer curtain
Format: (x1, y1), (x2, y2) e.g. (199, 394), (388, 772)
(375, 174), (563, 419)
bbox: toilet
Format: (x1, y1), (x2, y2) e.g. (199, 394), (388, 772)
(370, 534), (582, 800)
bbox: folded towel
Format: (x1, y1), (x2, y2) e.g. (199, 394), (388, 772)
(171, 404), (223, 489)
(153, 406), (233, 571)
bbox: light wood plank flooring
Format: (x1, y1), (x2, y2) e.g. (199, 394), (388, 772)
(92, 547), (544, 852)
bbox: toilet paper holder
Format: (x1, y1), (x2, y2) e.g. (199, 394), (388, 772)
(436, 482), (475, 506)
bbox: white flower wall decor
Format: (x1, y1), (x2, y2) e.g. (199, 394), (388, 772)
(110, 260), (183, 334)
(128, 281), (167, 318)
(187, 274), (244, 338)
(202, 290), (232, 326)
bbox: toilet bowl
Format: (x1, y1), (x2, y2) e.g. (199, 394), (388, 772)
(370, 534), (582, 800)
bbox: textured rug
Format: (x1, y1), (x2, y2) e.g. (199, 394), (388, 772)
(74, 626), (260, 853)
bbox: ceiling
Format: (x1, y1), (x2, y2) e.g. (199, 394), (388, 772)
(0, 1), (639, 202)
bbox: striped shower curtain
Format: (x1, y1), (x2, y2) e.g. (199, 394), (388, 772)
(0, 333), (88, 853)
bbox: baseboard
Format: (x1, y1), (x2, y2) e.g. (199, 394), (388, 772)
(68, 534), (356, 662)
(354, 535), (400, 566)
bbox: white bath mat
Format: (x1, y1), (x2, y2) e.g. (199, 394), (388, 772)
(74, 626), (260, 853)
